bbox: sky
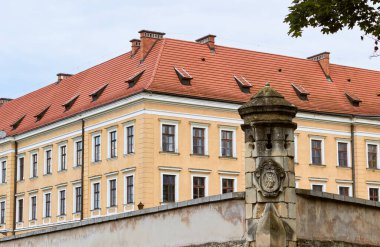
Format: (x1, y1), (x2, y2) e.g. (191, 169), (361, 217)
(0, 0), (378, 99)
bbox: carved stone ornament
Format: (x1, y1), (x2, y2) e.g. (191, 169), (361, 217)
(254, 159), (285, 197)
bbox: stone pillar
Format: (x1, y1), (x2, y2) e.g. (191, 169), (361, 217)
(238, 83), (297, 247)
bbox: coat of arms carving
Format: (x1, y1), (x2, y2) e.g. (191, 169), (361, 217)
(254, 159), (285, 197)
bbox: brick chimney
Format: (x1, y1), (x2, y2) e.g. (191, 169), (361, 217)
(307, 52), (331, 81)
(130, 39), (141, 56)
(57, 73), (72, 83)
(0, 98), (12, 107)
(138, 30), (165, 61)
(196, 34), (216, 52)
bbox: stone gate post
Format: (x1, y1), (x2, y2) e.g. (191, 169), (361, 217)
(238, 83), (298, 247)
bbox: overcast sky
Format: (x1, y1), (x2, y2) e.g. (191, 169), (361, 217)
(0, 0), (377, 98)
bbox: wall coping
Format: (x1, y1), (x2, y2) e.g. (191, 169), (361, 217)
(0, 192), (245, 242)
(296, 188), (380, 208)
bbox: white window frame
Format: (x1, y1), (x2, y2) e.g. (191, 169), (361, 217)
(30, 151), (38, 178)
(123, 122), (135, 155)
(309, 137), (325, 165)
(43, 146), (52, 175)
(337, 184), (353, 197)
(220, 176), (237, 194)
(368, 186), (380, 201)
(58, 143), (68, 171)
(17, 155), (25, 181)
(366, 141), (380, 169)
(294, 135), (298, 163)
(92, 132), (102, 162)
(107, 177), (118, 208)
(42, 191), (52, 218)
(57, 188), (67, 216)
(124, 173), (135, 205)
(336, 139), (351, 167)
(190, 123), (209, 155)
(160, 172), (179, 203)
(219, 126), (237, 158)
(310, 182), (326, 192)
(72, 184), (82, 213)
(29, 194), (37, 221)
(0, 198), (6, 225)
(160, 120), (179, 153)
(16, 197), (24, 223)
(73, 137), (83, 167)
(191, 174), (209, 199)
(107, 127), (118, 159)
(90, 179), (101, 210)
(0, 158), (6, 184)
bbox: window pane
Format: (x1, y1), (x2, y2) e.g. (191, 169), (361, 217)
(311, 140), (322, 164)
(368, 144), (378, 169)
(222, 178), (234, 193)
(312, 184), (323, 192)
(338, 142), (348, 167)
(127, 176), (134, 204)
(339, 187), (349, 196)
(162, 125), (175, 152)
(163, 175), (175, 202)
(221, 131), (233, 157)
(193, 177), (205, 199)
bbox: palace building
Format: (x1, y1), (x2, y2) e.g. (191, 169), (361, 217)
(0, 30), (379, 236)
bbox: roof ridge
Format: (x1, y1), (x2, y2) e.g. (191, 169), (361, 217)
(145, 39), (167, 90)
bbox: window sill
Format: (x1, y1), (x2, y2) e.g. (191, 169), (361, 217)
(92, 161), (102, 165)
(107, 206), (117, 209)
(309, 164), (326, 167)
(43, 216), (51, 219)
(57, 214), (66, 217)
(43, 173), (52, 176)
(91, 208), (101, 212)
(190, 154), (209, 158)
(336, 166), (351, 169)
(0, 183), (7, 186)
(123, 203), (134, 206)
(17, 179), (25, 183)
(107, 157), (118, 161)
(367, 168), (380, 172)
(124, 152), (135, 157)
(29, 176), (38, 180)
(159, 151), (180, 156)
(219, 156), (237, 160)
(72, 212), (81, 215)
(295, 162), (299, 165)
(57, 169), (67, 174)
(29, 219), (37, 223)
(73, 165), (82, 169)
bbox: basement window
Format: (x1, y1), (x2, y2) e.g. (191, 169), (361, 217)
(345, 92), (361, 107)
(291, 83), (310, 100)
(62, 95), (79, 111)
(11, 115), (26, 130)
(126, 70), (145, 88)
(174, 67), (193, 85)
(89, 84), (108, 102)
(34, 106), (50, 122)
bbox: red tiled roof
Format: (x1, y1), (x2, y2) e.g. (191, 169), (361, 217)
(1, 37), (380, 136)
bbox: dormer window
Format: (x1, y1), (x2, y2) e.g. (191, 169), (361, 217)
(89, 84), (108, 102)
(62, 95), (79, 111)
(34, 106), (50, 122)
(174, 67), (192, 85)
(126, 70), (145, 88)
(345, 92), (361, 107)
(234, 75), (252, 88)
(291, 83), (310, 100)
(11, 115), (26, 130)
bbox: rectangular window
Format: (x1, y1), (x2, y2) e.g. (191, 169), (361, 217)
(127, 126), (134, 154)
(222, 178), (234, 193)
(60, 146), (67, 170)
(93, 183), (100, 209)
(193, 128), (205, 155)
(109, 131), (117, 158)
(31, 153), (38, 178)
(126, 176), (134, 204)
(368, 144), (378, 169)
(163, 174), (176, 203)
(312, 184), (324, 192)
(94, 136), (101, 162)
(339, 186), (350, 196)
(76, 141), (83, 166)
(0, 201), (5, 224)
(17, 199), (23, 222)
(31, 196), (37, 220)
(45, 193), (51, 218)
(45, 150), (52, 174)
(59, 190), (66, 216)
(75, 187), (82, 213)
(369, 188), (379, 201)
(18, 157), (24, 181)
(311, 140), (322, 164)
(193, 176), (205, 199)
(221, 130), (233, 157)
(337, 142), (348, 167)
(162, 125), (175, 152)
(1, 161), (6, 183)
(109, 179), (117, 207)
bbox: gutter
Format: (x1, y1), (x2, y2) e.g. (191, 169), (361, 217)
(351, 119), (356, 198)
(80, 119), (85, 220)
(12, 141), (18, 235)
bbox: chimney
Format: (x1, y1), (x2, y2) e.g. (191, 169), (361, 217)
(130, 39), (141, 56)
(0, 98), (12, 107)
(196, 34), (216, 52)
(57, 73), (72, 83)
(138, 30), (165, 61)
(307, 52), (331, 81)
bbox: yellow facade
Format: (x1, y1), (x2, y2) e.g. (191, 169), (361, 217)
(0, 93), (379, 236)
